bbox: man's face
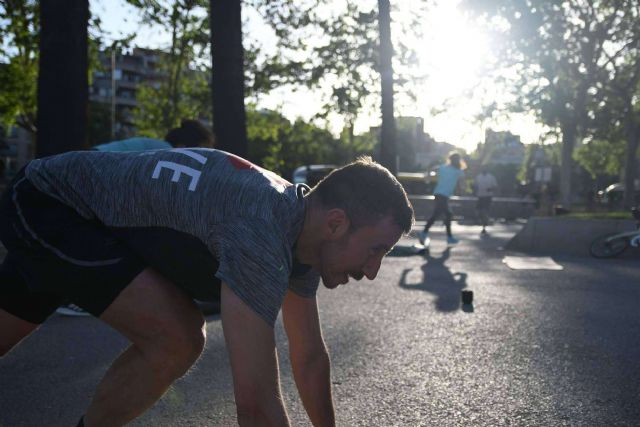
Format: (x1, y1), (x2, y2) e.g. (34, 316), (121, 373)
(318, 215), (403, 289)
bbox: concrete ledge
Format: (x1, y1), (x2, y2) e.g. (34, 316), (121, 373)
(506, 217), (638, 257)
(409, 195), (535, 221)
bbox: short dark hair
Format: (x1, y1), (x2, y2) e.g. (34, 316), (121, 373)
(448, 152), (466, 170)
(165, 120), (215, 148)
(309, 156), (414, 233)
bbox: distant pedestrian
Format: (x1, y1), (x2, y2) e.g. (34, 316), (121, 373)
(418, 152), (466, 246)
(164, 119), (215, 148)
(474, 167), (498, 234)
(93, 119), (215, 153)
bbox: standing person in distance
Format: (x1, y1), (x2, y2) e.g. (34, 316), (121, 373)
(473, 166), (498, 235)
(92, 119), (215, 152)
(418, 152), (466, 246)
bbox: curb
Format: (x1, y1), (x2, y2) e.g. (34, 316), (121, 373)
(506, 217), (638, 257)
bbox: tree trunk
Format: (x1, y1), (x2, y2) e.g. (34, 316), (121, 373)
(623, 113), (639, 209)
(378, 0), (396, 175)
(210, 0), (248, 158)
(559, 121), (577, 208)
(347, 121), (355, 162)
(36, 0), (88, 157)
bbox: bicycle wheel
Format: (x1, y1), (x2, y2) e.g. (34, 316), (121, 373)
(590, 234), (629, 258)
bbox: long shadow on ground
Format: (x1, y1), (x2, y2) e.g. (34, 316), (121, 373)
(397, 247), (468, 312)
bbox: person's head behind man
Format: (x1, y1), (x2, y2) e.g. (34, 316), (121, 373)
(304, 156), (414, 289)
(448, 152), (466, 170)
(165, 119), (215, 148)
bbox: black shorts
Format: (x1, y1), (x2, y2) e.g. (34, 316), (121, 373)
(0, 169), (146, 323)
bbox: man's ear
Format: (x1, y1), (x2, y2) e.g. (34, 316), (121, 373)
(325, 208), (350, 239)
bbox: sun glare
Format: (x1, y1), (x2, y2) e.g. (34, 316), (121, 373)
(418, 3), (490, 101)
(408, 2), (495, 151)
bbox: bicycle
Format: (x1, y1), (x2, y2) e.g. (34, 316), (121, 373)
(589, 207), (640, 258)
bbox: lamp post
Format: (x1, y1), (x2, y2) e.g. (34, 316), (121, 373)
(110, 42), (117, 139)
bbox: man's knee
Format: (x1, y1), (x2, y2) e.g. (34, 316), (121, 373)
(0, 309), (39, 357)
(100, 268), (207, 378)
(0, 342), (15, 357)
(145, 315), (206, 378)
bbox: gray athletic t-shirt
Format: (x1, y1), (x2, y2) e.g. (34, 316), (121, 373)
(25, 148), (320, 325)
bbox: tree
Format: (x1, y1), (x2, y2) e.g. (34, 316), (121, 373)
(307, 4), (379, 160)
(592, 4), (640, 208)
(0, 0), (39, 135)
(126, 0), (211, 138)
(1, 1), (105, 149)
(210, 0), (247, 157)
(246, 107), (343, 178)
(133, 56), (211, 139)
(128, 0), (417, 168)
(252, 1), (423, 169)
(464, 0), (631, 208)
(377, 0), (396, 174)
(36, 0), (89, 156)
(87, 100), (113, 145)
(574, 138), (625, 181)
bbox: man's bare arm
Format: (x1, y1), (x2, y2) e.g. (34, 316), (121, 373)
(282, 291), (336, 427)
(220, 282), (290, 426)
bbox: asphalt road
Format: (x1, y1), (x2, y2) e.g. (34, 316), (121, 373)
(1, 222), (639, 426)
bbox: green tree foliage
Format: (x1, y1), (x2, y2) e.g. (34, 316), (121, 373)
(1, 0), (106, 141)
(87, 100), (113, 145)
(133, 63), (211, 139)
(574, 138), (627, 179)
(249, 1), (378, 150)
(252, 0), (422, 166)
(463, 0), (635, 207)
(246, 107), (346, 178)
(125, 0), (419, 170)
(588, 3), (640, 208)
(128, 0), (212, 137)
(0, 0), (39, 134)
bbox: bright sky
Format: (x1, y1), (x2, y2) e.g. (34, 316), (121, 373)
(92, 0), (545, 153)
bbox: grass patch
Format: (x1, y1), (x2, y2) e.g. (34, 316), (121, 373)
(564, 211), (632, 220)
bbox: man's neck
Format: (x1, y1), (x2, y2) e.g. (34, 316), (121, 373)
(294, 196), (322, 267)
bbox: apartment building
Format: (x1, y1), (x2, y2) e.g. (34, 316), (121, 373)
(90, 47), (164, 138)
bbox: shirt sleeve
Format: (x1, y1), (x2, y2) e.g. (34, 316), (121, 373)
(289, 268), (321, 298)
(213, 218), (291, 326)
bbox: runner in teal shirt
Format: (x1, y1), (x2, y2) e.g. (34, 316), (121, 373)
(419, 152), (466, 246)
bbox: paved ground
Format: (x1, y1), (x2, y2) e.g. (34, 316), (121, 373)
(1, 222), (640, 426)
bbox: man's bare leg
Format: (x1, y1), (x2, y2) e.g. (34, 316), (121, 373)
(0, 309), (38, 356)
(84, 268), (206, 427)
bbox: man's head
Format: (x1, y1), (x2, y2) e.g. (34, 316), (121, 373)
(304, 157), (414, 289)
(308, 156), (414, 233)
(165, 119), (215, 148)
(448, 152), (466, 170)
